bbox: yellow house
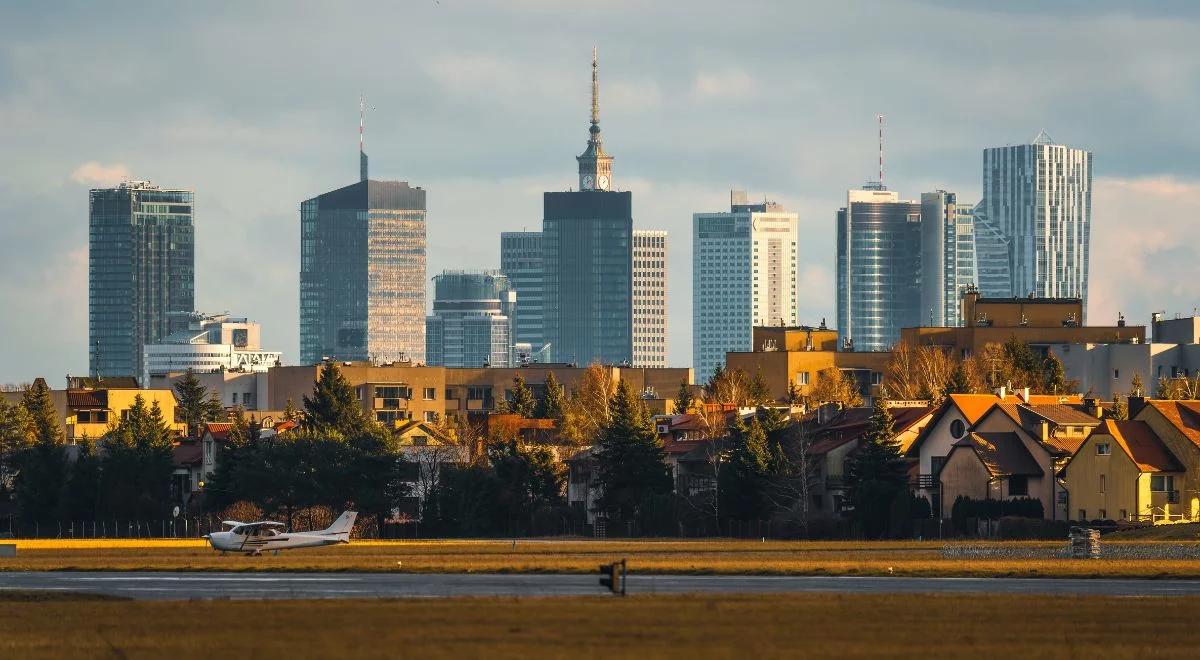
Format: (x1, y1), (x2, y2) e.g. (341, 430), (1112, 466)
(1061, 420), (1184, 523)
(66, 386), (185, 441)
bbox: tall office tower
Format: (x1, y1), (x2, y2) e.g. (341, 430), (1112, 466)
(543, 49), (633, 366)
(632, 230), (668, 368)
(89, 181), (194, 380)
(919, 191), (977, 327)
(299, 131), (427, 365)
(836, 185), (922, 352)
(425, 271), (516, 368)
(982, 131), (1092, 310)
(499, 231), (546, 354)
(971, 203), (1012, 299)
(693, 191), (799, 380)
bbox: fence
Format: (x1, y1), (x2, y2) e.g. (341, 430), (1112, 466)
(2, 517), (221, 539)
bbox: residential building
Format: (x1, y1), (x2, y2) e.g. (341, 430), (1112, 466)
(425, 271), (516, 368)
(901, 290), (1143, 360)
(836, 185), (922, 352)
(543, 51), (632, 366)
(724, 326), (890, 406)
(632, 230), (668, 368)
(1127, 398), (1200, 521)
(693, 190), (799, 379)
(151, 370), (269, 411)
(2, 377), (185, 443)
(299, 169), (427, 365)
(920, 191), (977, 327)
(142, 313), (281, 387)
(981, 132), (1092, 311)
(500, 231), (547, 357)
(1061, 419), (1185, 523)
(89, 181), (194, 381)
(1055, 314), (1200, 400)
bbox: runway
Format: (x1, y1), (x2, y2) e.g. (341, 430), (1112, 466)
(4, 571), (1200, 600)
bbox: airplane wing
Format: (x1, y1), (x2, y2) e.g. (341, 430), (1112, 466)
(247, 521), (287, 528)
(220, 520), (244, 528)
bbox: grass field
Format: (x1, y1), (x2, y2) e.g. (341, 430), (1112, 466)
(5, 538), (1200, 578)
(2, 591), (1197, 658)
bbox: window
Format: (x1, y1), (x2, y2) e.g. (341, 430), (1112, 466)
(1119, 509), (1127, 520)
(423, 411), (436, 423)
(445, 388), (456, 400)
(1098, 509), (1107, 519)
(1008, 475), (1028, 496)
(796, 371), (810, 386)
(412, 435), (428, 446)
(949, 419), (966, 439)
(1096, 442), (1110, 456)
(930, 455), (947, 475)
(1100, 474), (1105, 494)
(1078, 509), (1086, 521)
(423, 388), (436, 400)
(1113, 369), (1119, 379)
(1151, 475), (1175, 492)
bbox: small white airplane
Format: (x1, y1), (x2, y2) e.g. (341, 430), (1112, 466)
(204, 511), (357, 555)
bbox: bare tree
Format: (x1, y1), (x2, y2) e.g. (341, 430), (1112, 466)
(764, 422), (822, 536)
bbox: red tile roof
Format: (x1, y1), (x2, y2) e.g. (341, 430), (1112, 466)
(204, 422), (233, 440)
(67, 390), (107, 408)
(172, 443), (203, 466)
(1105, 420), (1185, 473)
(1146, 401), (1200, 450)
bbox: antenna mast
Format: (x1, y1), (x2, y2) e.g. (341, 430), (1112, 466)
(359, 94), (368, 182)
(878, 113), (884, 186)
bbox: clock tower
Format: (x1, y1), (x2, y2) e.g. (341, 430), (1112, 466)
(577, 47), (613, 191)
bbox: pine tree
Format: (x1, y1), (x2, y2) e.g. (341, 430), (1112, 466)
(12, 437), (67, 523)
(1131, 373), (1146, 397)
(785, 379), (801, 405)
(593, 380), (672, 523)
(63, 437), (100, 520)
(748, 367), (772, 405)
(1108, 392), (1129, 420)
(1043, 353), (1067, 394)
(673, 380), (695, 415)
(303, 362), (367, 435)
(536, 372), (567, 420)
(22, 378), (62, 445)
(174, 369), (213, 438)
(227, 406), (251, 449)
(944, 361), (972, 396)
(720, 417), (772, 520)
(844, 392), (909, 538)
(283, 398), (300, 423)
(0, 397), (33, 494)
(507, 375), (537, 418)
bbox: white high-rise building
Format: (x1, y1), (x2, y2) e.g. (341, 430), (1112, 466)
(632, 230), (667, 368)
(982, 132), (1092, 312)
(920, 191), (977, 328)
(142, 313), (281, 389)
(693, 191), (798, 380)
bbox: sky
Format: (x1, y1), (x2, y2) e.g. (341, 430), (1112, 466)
(1, 0), (1199, 385)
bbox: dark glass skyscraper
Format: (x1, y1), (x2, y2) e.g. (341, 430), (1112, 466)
(836, 186), (921, 352)
(543, 50), (632, 366)
(425, 270), (515, 368)
(88, 181), (194, 380)
(299, 179), (427, 365)
(500, 231), (545, 350)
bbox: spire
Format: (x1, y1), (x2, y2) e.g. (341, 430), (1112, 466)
(1032, 129), (1054, 145)
(359, 94), (368, 182)
(591, 46), (599, 129)
(577, 47), (612, 191)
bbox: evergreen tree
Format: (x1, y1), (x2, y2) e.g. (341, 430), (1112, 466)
(785, 379), (801, 405)
(12, 438), (67, 523)
(0, 397), (33, 496)
(1043, 353), (1067, 394)
(21, 378), (62, 445)
(720, 417), (772, 520)
(227, 406), (251, 449)
(506, 375), (537, 418)
(174, 369), (217, 438)
(303, 362), (367, 435)
(673, 380), (695, 415)
(1108, 392), (1129, 421)
(844, 392), (909, 538)
(63, 437), (100, 520)
(98, 395), (174, 519)
(283, 398), (300, 423)
(944, 361), (973, 396)
(536, 372), (567, 420)
(748, 368), (772, 405)
(593, 380), (672, 523)
(1131, 373), (1146, 397)
(489, 440), (566, 534)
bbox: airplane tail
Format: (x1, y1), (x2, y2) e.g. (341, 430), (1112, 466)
(322, 511), (358, 540)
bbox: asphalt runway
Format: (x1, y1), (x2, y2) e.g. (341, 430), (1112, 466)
(4, 571), (1200, 600)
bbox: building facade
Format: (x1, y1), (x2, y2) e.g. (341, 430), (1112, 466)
(836, 185), (921, 352)
(693, 191), (799, 380)
(971, 204), (1013, 299)
(88, 181), (195, 380)
(542, 50), (633, 366)
(425, 270), (516, 368)
(981, 132), (1092, 310)
(500, 231), (546, 355)
(632, 230), (667, 367)
(920, 191), (977, 328)
(299, 179), (427, 365)
(142, 313), (281, 387)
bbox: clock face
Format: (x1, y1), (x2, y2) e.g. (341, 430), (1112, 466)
(582, 175), (594, 190)
(597, 175), (610, 190)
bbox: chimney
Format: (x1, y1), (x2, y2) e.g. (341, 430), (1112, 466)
(1022, 387), (1031, 403)
(1040, 420), (1049, 442)
(1129, 395), (1147, 419)
(1083, 396), (1102, 419)
(996, 385), (1007, 400)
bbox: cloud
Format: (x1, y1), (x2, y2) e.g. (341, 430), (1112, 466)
(69, 161), (130, 186)
(1089, 176), (1200, 325)
(691, 69), (756, 99)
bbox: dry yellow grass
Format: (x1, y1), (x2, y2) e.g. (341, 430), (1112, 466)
(3, 538), (1199, 578)
(2, 592), (1198, 659)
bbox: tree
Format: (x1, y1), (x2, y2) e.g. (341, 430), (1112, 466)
(705, 365), (751, 406)
(1131, 373), (1146, 397)
(808, 368), (863, 409)
(227, 406), (251, 448)
(944, 360), (973, 396)
(506, 375), (537, 418)
(560, 363), (614, 444)
(673, 380), (695, 415)
(283, 398), (300, 423)
(1043, 352), (1068, 394)
(0, 397), (33, 495)
(748, 368), (773, 406)
(97, 395), (175, 519)
(12, 438), (67, 523)
(720, 417), (771, 520)
(63, 437), (100, 521)
(174, 369), (224, 438)
(21, 378), (62, 445)
(884, 343), (956, 402)
(1107, 392), (1128, 421)
(785, 379), (802, 406)
(535, 372), (567, 421)
(303, 362), (368, 435)
(489, 440), (566, 534)
(844, 392), (909, 538)
(593, 380), (672, 523)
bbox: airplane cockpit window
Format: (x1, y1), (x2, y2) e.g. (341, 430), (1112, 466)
(231, 526), (245, 536)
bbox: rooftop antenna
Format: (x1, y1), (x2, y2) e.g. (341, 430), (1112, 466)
(359, 94), (368, 182)
(878, 113), (884, 186)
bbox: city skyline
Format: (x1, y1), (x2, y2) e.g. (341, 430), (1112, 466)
(3, 2), (1200, 382)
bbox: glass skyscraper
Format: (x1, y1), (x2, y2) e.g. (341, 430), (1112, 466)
(425, 270), (515, 368)
(499, 231), (545, 352)
(88, 181), (194, 380)
(836, 186), (922, 352)
(920, 191), (977, 327)
(982, 132), (1092, 311)
(299, 179), (427, 365)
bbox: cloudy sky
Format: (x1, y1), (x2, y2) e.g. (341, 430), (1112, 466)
(2, 1), (1199, 384)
